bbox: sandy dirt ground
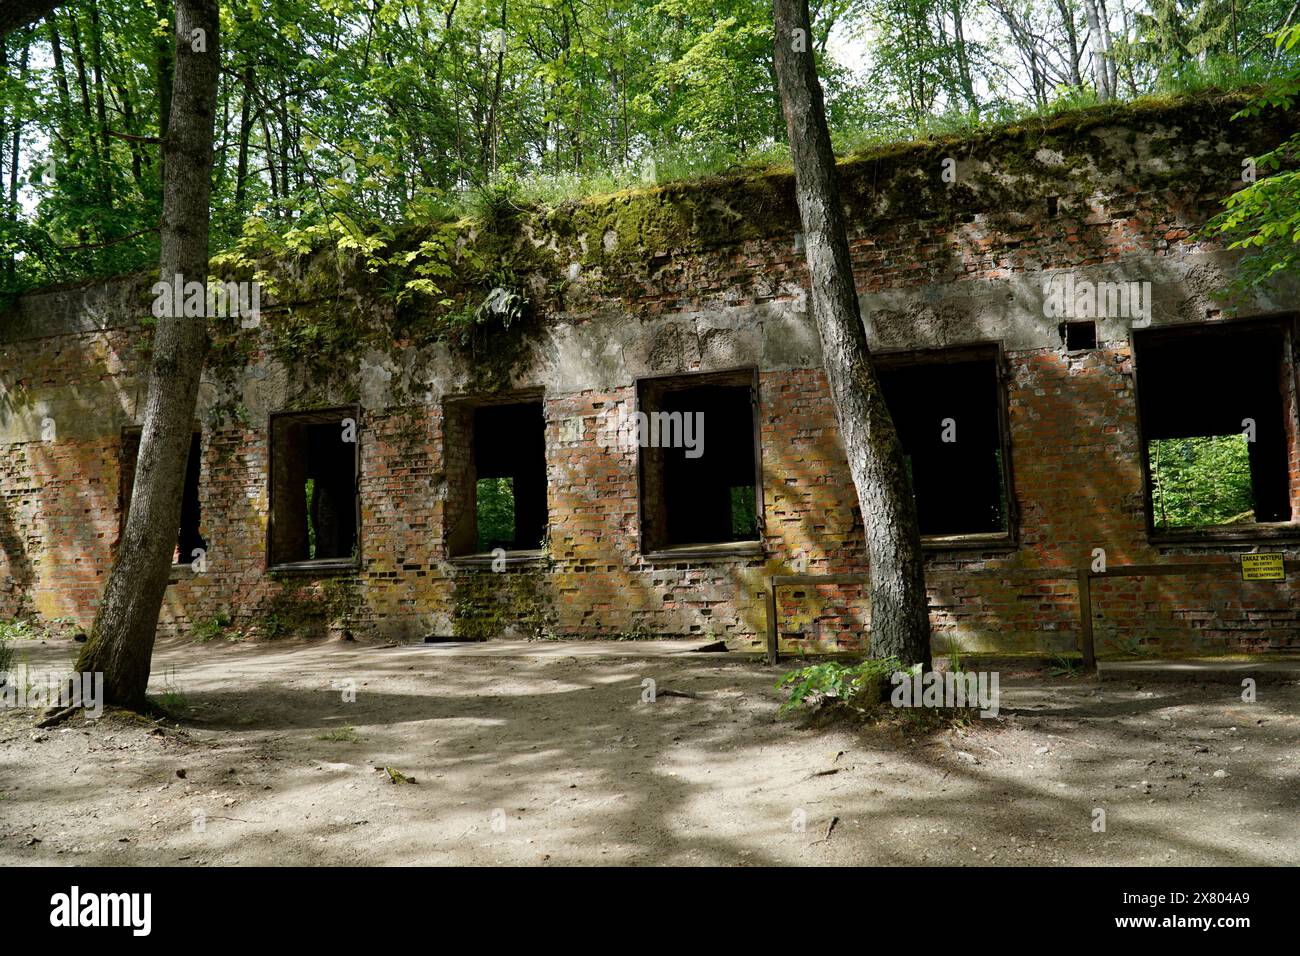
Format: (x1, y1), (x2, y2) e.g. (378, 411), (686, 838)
(1, 636), (1296, 866)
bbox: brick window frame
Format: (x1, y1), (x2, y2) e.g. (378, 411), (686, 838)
(442, 389), (549, 567)
(1133, 316), (1300, 545)
(871, 342), (1019, 551)
(635, 366), (766, 561)
(266, 405), (362, 573)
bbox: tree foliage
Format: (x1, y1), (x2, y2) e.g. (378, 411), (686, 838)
(1149, 435), (1255, 528)
(1, 1), (1297, 296)
(1202, 24), (1300, 289)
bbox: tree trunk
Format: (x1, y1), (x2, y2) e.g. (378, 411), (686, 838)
(46, 18), (72, 152)
(111, 69), (146, 189)
(87, 0), (114, 202)
(1054, 0), (1084, 89)
(65, 12), (94, 129)
(1, 37), (8, 283)
(234, 65), (253, 208)
(261, 113), (279, 209)
(75, 0), (220, 709)
(1081, 0), (1112, 101)
(950, 0), (977, 113)
(276, 80), (289, 202)
(154, 0), (174, 141)
(5, 33), (31, 284)
(480, 0), (508, 176)
(1097, 0), (1118, 95)
(771, 0), (932, 667)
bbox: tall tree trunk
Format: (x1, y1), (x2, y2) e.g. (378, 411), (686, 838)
(46, 18), (73, 153)
(75, 0), (220, 709)
(1117, 0), (1140, 96)
(1097, 0), (1118, 94)
(87, 0), (114, 202)
(234, 66), (253, 208)
(771, 0), (932, 667)
(64, 7), (108, 218)
(950, 0), (977, 113)
(1054, 0), (1084, 89)
(260, 103), (279, 209)
(65, 12), (94, 131)
(1081, 0), (1112, 101)
(276, 79), (289, 206)
(1, 36), (8, 284)
(154, 0), (174, 142)
(480, 0), (508, 176)
(5, 33), (31, 284)
(111, 70), (146, 189)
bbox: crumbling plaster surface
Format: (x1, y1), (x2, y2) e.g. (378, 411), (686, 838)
(863, 251), (1300, 353)
(3, 244), (1296, 434)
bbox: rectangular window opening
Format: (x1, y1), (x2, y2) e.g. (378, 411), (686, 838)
(875, 348), (1013, 541)
(638, 369), (762, 553)
(1137, 323), (1294, 535)
(447, 398), (547, 557)
(1063, 320), (1097, 351)
(269, 408), (359, 568)
(121, 428), (205, 565)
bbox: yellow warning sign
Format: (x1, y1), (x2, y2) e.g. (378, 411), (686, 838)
(1240, 553), (1285, 581)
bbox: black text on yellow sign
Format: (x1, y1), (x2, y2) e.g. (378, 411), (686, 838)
(1240, 552), (1285, 582)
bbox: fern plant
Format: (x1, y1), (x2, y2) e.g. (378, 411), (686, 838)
(776, 656), (904, 718)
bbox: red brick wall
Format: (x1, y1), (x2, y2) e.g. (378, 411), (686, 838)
(4, 96), (1299, 655)
(4, 327), (1299, 654)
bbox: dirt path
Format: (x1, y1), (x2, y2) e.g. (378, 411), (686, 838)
(2, 637), (1296, 866)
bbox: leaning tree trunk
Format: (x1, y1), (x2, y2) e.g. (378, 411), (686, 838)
(771, 0), (931, 667)
(75, 0), (219, 708)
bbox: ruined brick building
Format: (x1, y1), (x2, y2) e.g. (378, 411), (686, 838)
(2, 91), (1298, 656)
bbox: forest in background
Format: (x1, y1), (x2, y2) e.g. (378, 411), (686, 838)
(0, 0), (1297, 297)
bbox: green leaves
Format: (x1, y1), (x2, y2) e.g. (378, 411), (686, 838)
(1149, 435), (1256, 529)
(1202, 25), (1300, 294)
(777, 656), (903, 717)
(4, 0), (1298, 301)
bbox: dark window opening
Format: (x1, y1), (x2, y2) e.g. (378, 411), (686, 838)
(1063, 320), (1097, 351)
(876, 351), (1011, 538)
(639, 370), (762, 552)
(1137, 324), (1293, 532)
(270, 409), (359, 566)
(471, 401), (547, 552)
(121, 429), (205, 564)
(1046, 195), (1059, 218)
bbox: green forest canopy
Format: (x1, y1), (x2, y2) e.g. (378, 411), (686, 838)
(1, 0), (1298, 297)
(1149, 435), (1256, 529)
